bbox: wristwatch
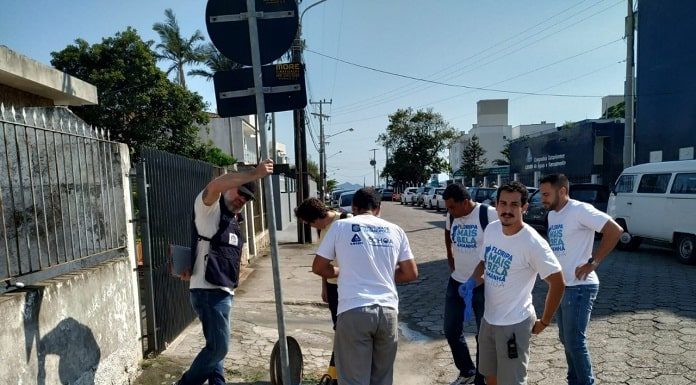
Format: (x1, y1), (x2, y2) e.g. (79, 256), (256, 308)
(588, 257), (599, 267)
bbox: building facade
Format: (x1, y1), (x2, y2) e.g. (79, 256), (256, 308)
(635, 1), (696, 163)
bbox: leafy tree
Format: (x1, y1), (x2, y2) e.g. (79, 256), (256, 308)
(152, 8), (206, 88)
(189, 43), (242, 81)
(493, 139), (511, 166)
(461, 135), (487, 180)
(307, 159), (320, 182)
(603, 101), (625, 119)
(378, 108), (458, 186)
(50, 28), (213, 161)
(326, 178), (338, 192)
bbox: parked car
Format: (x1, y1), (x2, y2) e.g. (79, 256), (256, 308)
(416, 186), (434, 207)
(380, 187), (394, 200)
(423, 188), (439, 209)
(337, 191), (356, 215)
(401, 187), (419, 205)
(431, 187), (446, 211)
(608, 160), (696, 264)
(329, 189), (350, 207)
(468, 187), (496, 203)
(524, 184), (609, 234)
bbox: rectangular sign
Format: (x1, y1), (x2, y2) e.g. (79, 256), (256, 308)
(214, 63), (307, 117)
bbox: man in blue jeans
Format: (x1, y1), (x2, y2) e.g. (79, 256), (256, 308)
(443, 183), (497, 385)
(540, 174), (622, 385)
(175, 160), (273, 385)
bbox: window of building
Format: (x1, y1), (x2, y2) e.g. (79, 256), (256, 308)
(637, 173), (672, 194)
(670, 173), (696, 194)
(615, 174), (636, 193)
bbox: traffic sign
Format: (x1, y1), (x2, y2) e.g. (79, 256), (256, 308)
(206, 0), (299, 66)
(214, 63), (307, 117)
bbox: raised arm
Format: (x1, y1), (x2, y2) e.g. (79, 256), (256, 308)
(202, 159), (274, 206)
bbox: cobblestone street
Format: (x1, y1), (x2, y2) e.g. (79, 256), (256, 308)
(138, 201), (696, 385)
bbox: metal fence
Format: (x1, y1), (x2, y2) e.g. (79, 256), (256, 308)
(136, 148), (222, 354)
(0, 104), (127, 292)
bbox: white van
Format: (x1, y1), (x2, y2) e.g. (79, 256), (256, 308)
(608, 160), (696, 264)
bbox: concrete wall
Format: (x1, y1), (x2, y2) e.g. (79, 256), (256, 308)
(0, 258), (141, 385)
(0, 84), (53, 107)
(0, 45), (98, 106)
(272, 175), (298, 230)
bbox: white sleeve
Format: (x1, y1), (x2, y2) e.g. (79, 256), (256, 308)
(194, 191), (220, 230)
(316, 222), (338, 261)
(577, 203), (611, 233)
(445, 212), (451, 231)
(528, 234), (562, 279)
(397, 229), (415, 262)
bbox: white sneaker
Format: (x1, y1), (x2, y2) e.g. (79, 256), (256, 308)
(449, 374), (475, 385)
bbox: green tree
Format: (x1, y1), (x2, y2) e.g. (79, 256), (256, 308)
(461, 135), (487, 180)
(378, 108), (458, 186)
(50, 28), (212, 161)
(493, 139), (512, 166)
(152, 8), (206, 88)
(326, 178), (338, 192)
(307, 159), (320, 182)
(603, 101), (625, 119)
(188, 43), (242, 81)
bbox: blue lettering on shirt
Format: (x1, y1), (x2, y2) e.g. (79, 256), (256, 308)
(451, 224), (478, 248)
(484, 245), (513, 286)
(352, 224), (361, 232)
(547, 224), (565, 252)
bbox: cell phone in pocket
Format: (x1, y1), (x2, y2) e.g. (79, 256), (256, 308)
(507, 333), (518, 359)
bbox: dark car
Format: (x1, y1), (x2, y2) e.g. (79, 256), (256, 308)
(468, 187), (496, 203)
(524, 184), (610, 233)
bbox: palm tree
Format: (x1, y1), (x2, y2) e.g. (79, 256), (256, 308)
(152, 8), (206, 88)
(188, 43), (242, 81)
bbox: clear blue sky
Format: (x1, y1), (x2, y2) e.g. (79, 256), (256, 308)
(1, 0), (628, 185)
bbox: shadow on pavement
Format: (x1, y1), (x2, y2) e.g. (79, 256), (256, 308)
(397, 242), (696, 339)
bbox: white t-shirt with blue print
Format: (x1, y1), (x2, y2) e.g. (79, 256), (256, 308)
(479, 221), (562, 326)
(547, 199), (610, 287)
(446, 203), (498, 283)
(316, 214), (415, 315)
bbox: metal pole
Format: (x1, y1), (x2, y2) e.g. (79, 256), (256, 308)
(623, 0), (635, 167)
(271, 112), (277, 163)
(246, 1), (292, 384)
(292, 20), (311, 244)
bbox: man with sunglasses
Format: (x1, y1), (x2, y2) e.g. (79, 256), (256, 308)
(175, 159), (273, 385)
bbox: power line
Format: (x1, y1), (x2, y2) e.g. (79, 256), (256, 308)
(306, 48), (602, 98)
(329, 0), (618, 115)
(329, 0), (603, 114)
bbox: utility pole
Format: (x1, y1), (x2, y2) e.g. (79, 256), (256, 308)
(623, 0), (635, 168)
(369, 148), (378, 187)
(310, 99), (332, 200)
(292, 4), (311, 243)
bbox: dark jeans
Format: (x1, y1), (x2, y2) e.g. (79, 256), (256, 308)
(179, 289), (233, 385)
(557, 284), (599, 385)
(443, 277), (485, 384)
(327, 282), (338, 329)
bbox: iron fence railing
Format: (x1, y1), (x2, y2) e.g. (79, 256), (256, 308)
(0, 104), (127, 292)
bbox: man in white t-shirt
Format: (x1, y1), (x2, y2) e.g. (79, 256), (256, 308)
(468, 181), (565, 385)
(174, 160), (273, 385)
(540, 174), (622, 385)
(442, 183), (498, 385)
(313, 187), (418, 385)
(295, 197), (352, 384)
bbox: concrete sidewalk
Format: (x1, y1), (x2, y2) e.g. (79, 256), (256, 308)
(134, 221), (338, 385)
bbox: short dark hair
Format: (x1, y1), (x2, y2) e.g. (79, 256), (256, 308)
(294, 197), (330, 223)
(540, 173), (570, 191)
(496, 181), (529, 205)
(442, 183), (471, 202)
(352, 187), (381, 211)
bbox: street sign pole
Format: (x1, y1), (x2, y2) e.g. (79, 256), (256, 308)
(245, 1), (292, 384)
